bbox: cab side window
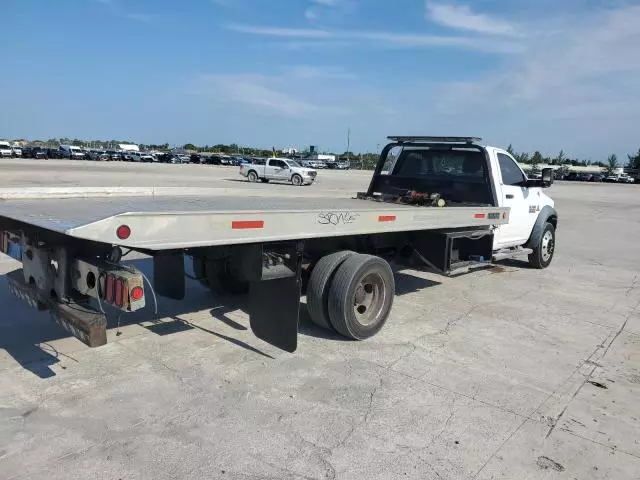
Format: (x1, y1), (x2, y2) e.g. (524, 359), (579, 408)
(269, 160), (286, 168)
(498, 153), (526, 186)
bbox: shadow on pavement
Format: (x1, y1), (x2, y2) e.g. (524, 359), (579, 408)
(1, 257), (452, 378)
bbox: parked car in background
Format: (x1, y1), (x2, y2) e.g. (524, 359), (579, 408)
(106, 151), (122, 161)
(46, 148), (63, 159)
(140, 152), (155, 163)
(0, 142), (13, 157)
(60, 145), (86, 160)
(203, 155), (221, 165)
(11, 146), (22, 157)
(618, 174), (635, 183)
(17, 146), (49, 159)
(603, 175), (619, 183)
(190, 154), (202, 164)
(589, 174), (604, 182)
(335, 161), (350, 170)
(88, 150), (110, 161)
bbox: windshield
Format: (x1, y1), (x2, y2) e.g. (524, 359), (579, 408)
(287, 160), (301, 168)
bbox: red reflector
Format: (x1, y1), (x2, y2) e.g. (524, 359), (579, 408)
(131, 286), (144, 301)
(105, 274), (115, 303)
(474, 213), (486, 219)
(232, 220), (264, 229)
(115, 278), (123, 307)
(116, 225), (131, 240)
(378, 215), (396, 222)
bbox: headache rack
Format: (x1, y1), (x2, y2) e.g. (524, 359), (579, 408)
(387, 136), (482, 144)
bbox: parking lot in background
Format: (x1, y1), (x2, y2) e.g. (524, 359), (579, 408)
(1, 160), (639, 479)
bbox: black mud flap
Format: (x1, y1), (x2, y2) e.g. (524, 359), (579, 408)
(154, 252), (185, 300)
(7, 270), (107, 347)
(247, 243), (303, 353)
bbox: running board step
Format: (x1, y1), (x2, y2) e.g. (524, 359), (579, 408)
(7, 269), (107, 347)
(492, 247), (533, 262)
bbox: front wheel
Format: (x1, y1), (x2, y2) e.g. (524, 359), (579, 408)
(528, 222), (556, 269)
(291, 174), (303, 186)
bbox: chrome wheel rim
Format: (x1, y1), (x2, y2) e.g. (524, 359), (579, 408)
(541, 230), (554, 262)
(353, 272), (386, 326)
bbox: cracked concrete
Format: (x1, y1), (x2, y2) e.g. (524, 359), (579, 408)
(1, 161), (640, 479)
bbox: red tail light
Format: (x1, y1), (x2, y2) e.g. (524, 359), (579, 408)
(131, 286), (144, 301)
(105, 274), (115, 303)
(116, 225), (131, 240)
(115, 278), (124, 307)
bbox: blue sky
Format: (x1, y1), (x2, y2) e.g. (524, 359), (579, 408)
(1, 0), (640, 160)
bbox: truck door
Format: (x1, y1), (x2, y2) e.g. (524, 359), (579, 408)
(266, 159), (289, 181)
(494, 152), (539, 248)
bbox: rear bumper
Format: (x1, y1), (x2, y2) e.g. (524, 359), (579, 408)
(7, 269), (107, 347)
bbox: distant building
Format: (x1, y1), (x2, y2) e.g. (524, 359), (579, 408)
(118, 144), (139, 152)
(282, 147), (298, 155)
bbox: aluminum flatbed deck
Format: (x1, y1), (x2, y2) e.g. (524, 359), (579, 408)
(0, 195), (509, 250)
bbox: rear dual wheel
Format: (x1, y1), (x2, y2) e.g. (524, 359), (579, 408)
(307, 252), (394, 340)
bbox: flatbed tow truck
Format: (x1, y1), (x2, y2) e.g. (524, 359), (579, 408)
(0, 137), (558, 352)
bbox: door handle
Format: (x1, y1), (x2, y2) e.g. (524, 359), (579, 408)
(505, 194), (514, 199)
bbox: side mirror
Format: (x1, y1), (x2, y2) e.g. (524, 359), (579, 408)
(541, 168), (554, 187)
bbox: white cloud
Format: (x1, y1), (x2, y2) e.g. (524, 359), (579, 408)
(191, 74), (348, 117)
(426, 2), (517, 36)
(430, 4), (640, 157)
(125, 13), (155, 23)
(230, 24), (334, 39)
(97, 0), (156, 23)
(286, 65), (356, 80)
(228, 24), (523, 53)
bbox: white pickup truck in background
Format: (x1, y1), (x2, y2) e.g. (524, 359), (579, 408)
(240, 158), (318, 186)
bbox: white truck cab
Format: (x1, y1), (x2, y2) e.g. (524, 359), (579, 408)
(378, 136), (558, 269)
(486, 147), (555, 250)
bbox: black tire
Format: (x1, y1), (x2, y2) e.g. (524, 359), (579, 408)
(328, 254), (395, 340)
(260, 178), (270, 183)
(193, 257), (208, 286)
(247, 171), (258, 183)
(192, 257), (249, 295)
(291, 174), (303, 186)
(528, 222), (556, 269)
(307, 251), (356, 330)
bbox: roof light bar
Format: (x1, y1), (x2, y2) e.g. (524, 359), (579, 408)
(387, 136), (482, 144)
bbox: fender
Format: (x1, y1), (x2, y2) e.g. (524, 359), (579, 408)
(524, 205), (558, 249)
